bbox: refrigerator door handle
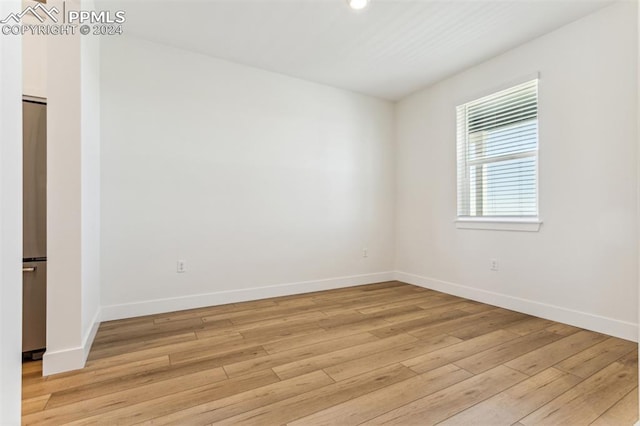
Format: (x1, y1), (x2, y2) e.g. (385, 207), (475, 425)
(23, 266), (37, 272)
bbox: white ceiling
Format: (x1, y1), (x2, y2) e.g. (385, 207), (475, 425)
(103, 0), (615, 101)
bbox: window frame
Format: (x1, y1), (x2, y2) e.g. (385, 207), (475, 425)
(455, 76), (542, 232)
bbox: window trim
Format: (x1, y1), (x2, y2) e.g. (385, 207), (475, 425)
(455, 217), (542, 232)
(456, 75), (541, 231)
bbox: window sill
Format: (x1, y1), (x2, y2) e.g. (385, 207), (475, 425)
(455, 218), (542, 232)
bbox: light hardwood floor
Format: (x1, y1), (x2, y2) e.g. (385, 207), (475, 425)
(22, 281), (638, 425)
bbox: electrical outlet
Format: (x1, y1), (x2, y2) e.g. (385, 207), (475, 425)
(490, 258), (499, 271)
(177, 260), (186, 273)
(363, 248), (368, 258)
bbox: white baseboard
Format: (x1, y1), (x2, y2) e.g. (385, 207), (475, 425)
(83, 309), (101, 360)
(43, 307), (101, 376)
(395, 271), (638, 342)
(42, 347), (85, 377)
(100, 272), (396, 322)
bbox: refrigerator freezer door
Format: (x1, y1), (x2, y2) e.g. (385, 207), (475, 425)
(23, 261), (47, 353)
(23, 101), (47, 260)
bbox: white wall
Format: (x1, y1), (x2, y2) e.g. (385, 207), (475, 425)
(100, 36), (396, 319)
(0, 0), (23, 422)
(45, 4), (84, 373)
(396, 2), (638, 341)
(44, 0), (101, 375)
(22, 0), (46, 99)
(80, 0), (101, 363)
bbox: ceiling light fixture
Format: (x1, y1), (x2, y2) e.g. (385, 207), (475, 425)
(347, 0), (369, 10)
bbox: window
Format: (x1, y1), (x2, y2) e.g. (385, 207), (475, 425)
(456, 79), (539, 228)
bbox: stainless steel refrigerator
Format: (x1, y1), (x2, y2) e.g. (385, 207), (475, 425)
(23, 99), (47, 356)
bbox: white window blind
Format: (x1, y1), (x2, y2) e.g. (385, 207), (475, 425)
(456, 79), (539, 218)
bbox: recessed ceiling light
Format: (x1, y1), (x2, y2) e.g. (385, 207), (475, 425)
(347, 0), (369, 10)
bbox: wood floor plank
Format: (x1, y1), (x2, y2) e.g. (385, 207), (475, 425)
(453, 300), (497, 314)
(309, 282), (404, 300)
(505, 330), (607, 376)
(272, 297), (318, 308)
(230, 310), (327, 331)
(22, 360), (43, 375)
(21, 370), (47, 388)
(169, 344), (268, 367)
(92, 317), (206, 345)
(151, 311), (226, 325)
(85, 330), (244, 369)
(224, 332), (378, 378)
(217, 363), (417, 425)
(324, 286), (427, 306)
(414, 294), (468, 309)
(590, 387), (639, 426)
(322, 318), (389, 337)
(97, 315), (213, 339)
(323, 333), (462, 381)
(87, 331), (199, 362)
(316, 315), (394, 335)
(200, 303), (319, 324)
(362, 304), (429, 322)
(359, 295), (456, 315)
(43, 355), (237, 409)
(316, 287), (429, 312)
(310, 283), (419, 303)
(438, 368), (582, 425)
(398, 300), (494, 320)
(453, 329), (565, 374)
(229, 305), (325, 326)
(318, 307), (363, 318)
(356, 294), (445, 314)
(316, 311), (388, 330)
(402, 329), (520, 374)
(545, 322), (582, 336)
(447, 309), (529, 340)
(370, 309), (472, 339)
(504, 317), (556, 336)
(21, 394), (50, 416)
(23, 355), (170, 400)
(196, 321), (316, 341)
(261, 326), (379, 355)
(273, 333), (417, 380)
(68, 369), (301, 425)
(136, 370), (334, 425)
(95, 317), (156, 333)
(289, 364), (473, 426)
(314, 288), (429, 314)
(406, 308), (522, 340)
(363, 365), (527, 425)
(380, 303), (474, 326)
(520, 351), (638, 425)
(238, 321), (324, 342)
(556, 336), (637, 378)
(22, 366), (229, 425)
